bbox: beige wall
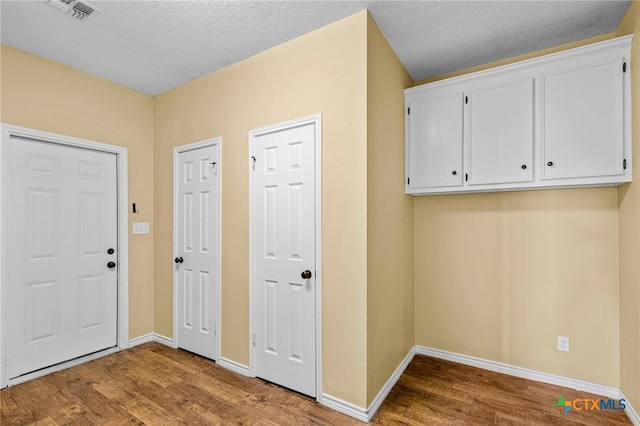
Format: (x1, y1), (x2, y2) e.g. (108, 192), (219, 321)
(4, 5), (639, 413)
(413, 34), (626, 387)
(617, 1), (640, 411)
(0, 46), (155, 339)
(415, 189), (620, 384)
(154, 12), (369, 406)
(365, 14), (414, 406)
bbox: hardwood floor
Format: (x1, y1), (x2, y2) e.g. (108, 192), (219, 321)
(1, 343), (631, 425)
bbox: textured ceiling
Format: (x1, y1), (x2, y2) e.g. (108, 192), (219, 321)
(0, 1), (632, 96)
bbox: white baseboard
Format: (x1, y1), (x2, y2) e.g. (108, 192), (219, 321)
(415, 345), (620, 399)
(321, 346), (415, 422)
(121, 337), (640, 425)
(218, 357), (251, 377)
(621, 392), (640, 426)
(365, 347), (415, 421)
(128, 333), (175, 348)
(320, 394), (368, 422)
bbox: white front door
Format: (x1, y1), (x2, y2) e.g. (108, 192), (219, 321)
(8, 137), (118, 379)
(175, 142), (219, 360)
(251, 120), (317, 397)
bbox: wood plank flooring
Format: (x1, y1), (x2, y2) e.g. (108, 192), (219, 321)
(0, 343), (631, 425)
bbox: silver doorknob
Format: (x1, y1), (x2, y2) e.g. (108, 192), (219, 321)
(301, 270), (312, 279)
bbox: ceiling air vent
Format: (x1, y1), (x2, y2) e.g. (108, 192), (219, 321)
(47, 0), (100, 21)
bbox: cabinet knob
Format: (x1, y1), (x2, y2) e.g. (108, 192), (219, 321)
(521, 165), (527, 170)
(547, 161), (554, 167)
(452, 171), (457, 175)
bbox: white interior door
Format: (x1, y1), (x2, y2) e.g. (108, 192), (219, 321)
(8, 137), (118, 379)
(175, 142), (219, 360)
(251, 121), (317, 397)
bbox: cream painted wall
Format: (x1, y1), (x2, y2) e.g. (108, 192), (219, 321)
(365, 14), (414, 406)
(617, 1), (640, 412)
(153, 12), (369, 407)
(3, 4), (638, 414)
(413, 34), (626, 387)
(1, 46), (155, 339)
(415, 189), (619, 384)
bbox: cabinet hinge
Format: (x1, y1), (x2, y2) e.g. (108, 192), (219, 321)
(465, 96), (468, 105)
(465, 173), (468, 182)
(407, 107), (410, 115)
(624, 159), (627, 170)
(623, 62), (627, 73)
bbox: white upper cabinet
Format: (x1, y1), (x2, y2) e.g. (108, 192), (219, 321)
(541, 58), (625, 180)
(467, 78), (534, 186)
(405, 35), (632, 195)
(408, 93), (463, 189)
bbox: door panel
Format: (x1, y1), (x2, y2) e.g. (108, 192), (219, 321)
(252, 122), (316, 397)
(176, 143), (219, 360)
(9, 137), (118, 379)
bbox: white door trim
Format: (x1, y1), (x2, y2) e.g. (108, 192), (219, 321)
(248, 114), (322, 400)
(173, 137), (222, 361)
(0, 123), (129, 388)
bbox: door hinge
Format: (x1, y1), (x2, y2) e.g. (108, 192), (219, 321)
(465, 173), (468, 182)
(407, 107), (410, 115)
(407, 177), (410, 185)
(213, 322), (217, 336)
(252, 333), (256, 346)
(623, 62), (627, 73)
(624, 159), (627, 170)
(251, 156), (256, 170)
(465, 96), (468, 105)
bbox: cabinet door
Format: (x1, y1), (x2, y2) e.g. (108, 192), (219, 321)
(408, 94), (463, 189)
(467, 79), (534, 185)
(542, 59), (624, 179)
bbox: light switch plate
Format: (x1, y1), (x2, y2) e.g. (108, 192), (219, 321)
(133, 222), (150, 235)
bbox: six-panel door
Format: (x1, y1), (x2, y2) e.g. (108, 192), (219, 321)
(9, 137), (118, 379)
(176, 144), (219, 360)
(252, 122), (316, 397)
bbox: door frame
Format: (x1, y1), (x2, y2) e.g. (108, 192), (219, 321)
(172, 137), (222, 361)
(0, 123), (130, 388)
(248, 114), (322, 400)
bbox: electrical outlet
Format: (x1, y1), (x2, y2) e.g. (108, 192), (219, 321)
(558, 336), (570, 352)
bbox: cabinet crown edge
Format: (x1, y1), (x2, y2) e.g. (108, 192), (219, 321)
(406, 34), (632, 96)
